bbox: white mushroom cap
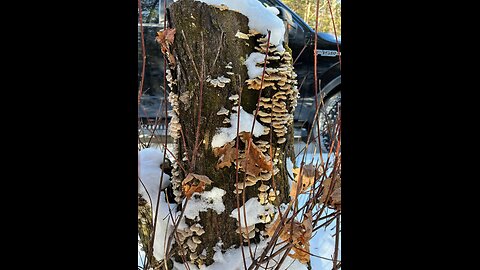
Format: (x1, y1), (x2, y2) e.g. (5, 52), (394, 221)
(216, 107), (229, 116)
(268, 189), (277, 202)
(236, 224), (255, 234)
(260, 97), (271, 102)
(192, 236), (202, 244)
(247, 230), (256, 239)
(196, 228), (205, 236)
(258, 193), (268, 205)
(259, 117), (272, 123)
(272, 107), (287, 113)
(262, 127), (271, 135)
(233, 188), (243, 195)
(229, 94), (239, 101)
(260, 172), (272, 180)
(187, 238), (198, 252)
(217, 76), (231, 83)
(177, 232), (186, 242)
(277, 137), (287, 144)
(210, 79), (219, 87)
(235, 31), (250, 40)
(273, 123), (285, 129)
(189, 253), (199, 261)
(259, 101), (272, 108)
(258, 184), (270, 192)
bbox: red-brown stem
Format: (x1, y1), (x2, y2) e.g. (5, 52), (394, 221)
(312, 0), (324, 158)
(241, 35), (272, 256)
(233, 80), (248, 270)
(333, 214), (340, 269)
(293, 43), (308, 65)
(242, 30), (272, 263)
(326, 0), (341, 66)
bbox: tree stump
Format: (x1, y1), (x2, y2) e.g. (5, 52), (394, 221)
(159, 0), (299, 267)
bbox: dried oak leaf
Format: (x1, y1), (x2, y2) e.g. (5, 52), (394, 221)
(213, 141), (236, 170)
(242, 133), (273, 172)
(289, 164), (317, 198)
(320, 175), (341, 209)
(331, 187), (341, 210)
(155, 28), (176, 53)
(266, 212), (313, 264)
(182, 173), (212, 199)
(239, 158), (263, 177)
(164, 28), (176, 44)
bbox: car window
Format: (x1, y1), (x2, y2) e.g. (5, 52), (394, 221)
(140, 0), (160, 24)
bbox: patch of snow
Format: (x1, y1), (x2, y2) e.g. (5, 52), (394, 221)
(244, 52), (266, 79)
(138, 147), (171, 208)
(211, 106), (266, 148)
(230, 197), (275, 226)
(171, 236), (308, 270)
(138, 235), (146, 267)
(266, 6), (280, 16)
(183, 187), (226, 220)
(286, 157), (294, 182)
(310, 215), (340, 270)
(196, 0), (285, 47)
(138, 192), (177, 264)
(153, 193), (178, 261)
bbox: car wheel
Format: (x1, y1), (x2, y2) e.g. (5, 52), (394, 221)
(312, 91), (341, 153)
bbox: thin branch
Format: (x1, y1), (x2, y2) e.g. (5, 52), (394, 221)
(233, 77), (248, 270)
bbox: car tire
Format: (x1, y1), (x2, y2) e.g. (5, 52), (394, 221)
(312, 91), (341, 153)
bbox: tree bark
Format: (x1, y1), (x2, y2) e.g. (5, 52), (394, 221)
(163, 0), (299, 268)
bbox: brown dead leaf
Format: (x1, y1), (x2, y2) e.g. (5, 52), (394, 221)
(156, 28), (176, 51)
(164, 28), (176, 44)
(289, 246), (310, 264)
(242, 133), (273, 172)
(213, 141), (237, 169)
(331, 187), (341, 210)
(183, 182), (206, 199)
(168, 53), (176, 66)
(181, 173), (213, 199)
(320, 175), (341, 209)
(267, 212), (313, 264)
(320, 177), (332, 203)
(239, 158), (263, 177)
(155, 31), (167, 53)
(182, 173), (212, 185)
(289, 164), (318, 198)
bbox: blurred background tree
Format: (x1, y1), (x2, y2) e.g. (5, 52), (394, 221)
(282, 0), (340, 35)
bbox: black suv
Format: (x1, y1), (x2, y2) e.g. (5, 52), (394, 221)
(139, 0), (341, 150)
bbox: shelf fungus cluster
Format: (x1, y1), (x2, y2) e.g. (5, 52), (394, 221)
(166, 86), (184, 204)
(211, 30), (299, 242)
(245, 34), (299, 146)
(206, 75), (231, 88)
(176, 222), (207, 265)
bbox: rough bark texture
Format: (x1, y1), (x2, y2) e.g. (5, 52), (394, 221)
(165, 0), (297, 267)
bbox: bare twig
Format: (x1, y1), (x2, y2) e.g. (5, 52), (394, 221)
(233, 77), (248, 270)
